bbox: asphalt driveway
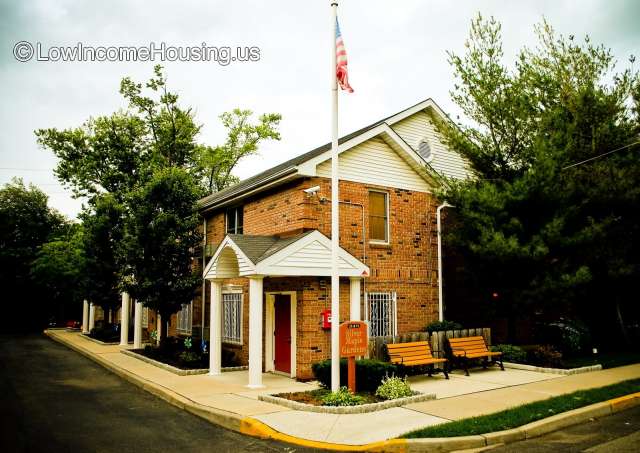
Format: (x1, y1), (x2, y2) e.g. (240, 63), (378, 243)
(0, 334), (318, 453)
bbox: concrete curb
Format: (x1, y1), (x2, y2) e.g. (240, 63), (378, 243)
(45, 330), (640, 453)
(259, 392), (436, 414)
(503, 361), (602, 375)
(121, 349), (209, 375)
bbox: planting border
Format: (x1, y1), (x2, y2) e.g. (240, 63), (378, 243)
(121, 349), (247, 376)
(503, 361), (602, 375)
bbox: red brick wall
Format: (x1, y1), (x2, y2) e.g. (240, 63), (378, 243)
(180, 176), (440, 379)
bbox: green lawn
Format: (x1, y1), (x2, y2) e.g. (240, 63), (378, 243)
(402, 378), (640, 438)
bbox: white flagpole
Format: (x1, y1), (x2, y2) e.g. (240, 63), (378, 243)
(330, 1), (340, 393)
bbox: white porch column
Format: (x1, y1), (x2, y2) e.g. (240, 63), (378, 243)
(349, 277), (361, 321)
(133, 300), (143, 349)
(82, 300), (89, 334)
(120, 292), (130, 346)
(88, 303), (95, 330)
(156, 313), (162, 345)
(209, 279), (223, 375)
(247, 275), (265, 388)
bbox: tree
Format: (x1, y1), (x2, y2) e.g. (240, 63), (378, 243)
(122, 167), (203, 341)
(436, 14), (640, 345)
(0, 179), (66, 331)
(199, 109), (282, 192)
(79, 194), (124, 322)
(31, 224), (86, 324)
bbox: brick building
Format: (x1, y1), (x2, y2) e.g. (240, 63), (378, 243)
(159, 99), (470, 384)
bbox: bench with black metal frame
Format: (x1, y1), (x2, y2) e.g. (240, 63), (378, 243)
(446, 336), (504, 376)
(386, 341), (449, 379)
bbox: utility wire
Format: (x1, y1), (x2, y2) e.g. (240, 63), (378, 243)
(0, 167), (53, 171)
(562, 141), (640, 170)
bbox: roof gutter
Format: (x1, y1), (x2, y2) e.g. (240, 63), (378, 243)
(198, 167), (300, 213)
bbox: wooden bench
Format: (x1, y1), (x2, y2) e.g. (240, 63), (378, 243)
(447, 336), (504, 376)
(386, 341), (449, 379)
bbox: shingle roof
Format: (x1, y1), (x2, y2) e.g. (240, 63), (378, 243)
(227, 230), (315, 264)
(198, 98), (434, 211)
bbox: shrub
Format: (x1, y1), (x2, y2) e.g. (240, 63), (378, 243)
(375, 375), (413, 400)
(491, 344), (527, 363)
(424, 320), (463, 333)
(528, 345), (563, 368)
(311, 359), (398, 392)
(321, 387), (365, 406)
(536, 318), (591, 356)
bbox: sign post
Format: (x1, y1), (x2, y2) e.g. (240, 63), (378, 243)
(339, 320), (368, 393)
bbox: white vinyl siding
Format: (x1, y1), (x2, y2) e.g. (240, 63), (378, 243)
(222, 292), (243, 344)
(271, 239), (354, 270)
(365, 292), (397, 338)
(176, 303), (192, 334)
(316, 137), (431, 192)
(391, 111), (472, 180)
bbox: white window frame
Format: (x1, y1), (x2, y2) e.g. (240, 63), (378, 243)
(222, 288), (243, 345)
(368, 190), (390, 244)
(364, 291), (397, 338)
(225, 206), (244, 235)
(176, 302), (193, 335)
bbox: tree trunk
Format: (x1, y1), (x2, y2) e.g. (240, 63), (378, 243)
(615, 299), (631, 346)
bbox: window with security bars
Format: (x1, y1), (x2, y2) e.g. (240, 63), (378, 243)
(365, 292), (397, 337)
(142, 307), (149, 328)
(177, 303), (192, 334)
(222, 293), (243, 344)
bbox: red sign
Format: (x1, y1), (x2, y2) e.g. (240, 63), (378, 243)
(339, 321), (368, 357)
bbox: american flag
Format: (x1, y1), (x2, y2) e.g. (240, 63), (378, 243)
(335, 18), (353, 93)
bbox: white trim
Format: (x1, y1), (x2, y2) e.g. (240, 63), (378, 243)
(368, 189), (390, 245)
(203, 236), (257, 278)
(265, 291), (297, 378)
(176, 302), (193, 335)
(256, 230), (370, 277)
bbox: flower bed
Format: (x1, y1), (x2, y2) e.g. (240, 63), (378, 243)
(259, 388), (435, 414)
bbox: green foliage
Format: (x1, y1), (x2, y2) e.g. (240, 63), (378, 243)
(0, 179), (67, 331)
(122, 167), (203, 335)
(79, 194), (124, 315)
(490, 344), (527, 363)
(321, 387), (365, 406)
(199, 109), (282, 192)
(31, 224), (86, 316)
(403, 378), (640, 438)
(375, 375), (413, 400)
(311, 359), (398, 392)
(537, 319), (591, 356)
(424, 320), (463, 333)
(436, 14), (640, 344)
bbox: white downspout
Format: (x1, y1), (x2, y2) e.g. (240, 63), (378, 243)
(436, 202), (454, 322)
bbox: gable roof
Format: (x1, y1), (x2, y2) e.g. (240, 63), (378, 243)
(203, 230), (370, 279)
(199, 98), (452, 212)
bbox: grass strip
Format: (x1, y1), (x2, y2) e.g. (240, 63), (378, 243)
(403, 378), (640, 438)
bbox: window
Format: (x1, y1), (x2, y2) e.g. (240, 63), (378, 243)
(177, 303), (192, 334)
(365, 292), (397, 337)
(418, 138), (432, 160)
(222, 292), (243, 344)
(142, 306), (149, 327)
(369, 191), (389, 243)
(225, 206), (244, 234)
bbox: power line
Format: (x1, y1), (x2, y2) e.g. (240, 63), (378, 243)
(562, 141), (640, 170)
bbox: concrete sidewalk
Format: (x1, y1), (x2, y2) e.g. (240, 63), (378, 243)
(46, 330), (640, 447)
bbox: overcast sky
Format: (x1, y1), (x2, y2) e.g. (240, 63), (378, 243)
(1, 0), (637, 219)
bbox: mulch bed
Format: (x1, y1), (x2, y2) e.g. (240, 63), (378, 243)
(274, 388), (384, 406)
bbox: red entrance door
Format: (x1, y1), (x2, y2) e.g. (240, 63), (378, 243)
(274, 295), (291, 374)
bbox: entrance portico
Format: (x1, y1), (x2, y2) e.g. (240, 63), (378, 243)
(203, 230), (369, 388)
